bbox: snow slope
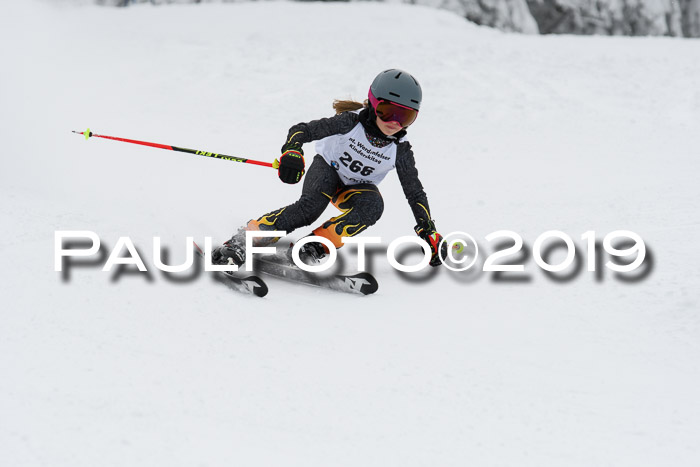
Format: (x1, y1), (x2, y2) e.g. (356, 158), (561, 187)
(1, 1), (699, 466)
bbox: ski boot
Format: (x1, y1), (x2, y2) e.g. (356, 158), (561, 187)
(211, 237), (246, 266)
(296, 240), (328, 266)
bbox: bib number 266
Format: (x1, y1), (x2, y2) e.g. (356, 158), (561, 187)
(340, 152), (376, 176)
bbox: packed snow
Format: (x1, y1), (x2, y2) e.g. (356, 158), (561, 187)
(1, 1), (699, 466)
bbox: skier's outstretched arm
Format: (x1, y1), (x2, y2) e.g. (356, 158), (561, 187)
(396, 142), (447, 267)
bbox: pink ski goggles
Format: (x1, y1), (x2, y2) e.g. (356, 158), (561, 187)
(368, 90), (419, 128)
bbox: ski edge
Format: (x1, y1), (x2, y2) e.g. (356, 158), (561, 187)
(255, 254), (378, 296)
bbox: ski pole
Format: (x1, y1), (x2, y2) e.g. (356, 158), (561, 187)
(72, 128), (279, 169)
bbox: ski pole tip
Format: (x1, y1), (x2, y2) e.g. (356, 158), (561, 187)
(72, 128), (92, 140)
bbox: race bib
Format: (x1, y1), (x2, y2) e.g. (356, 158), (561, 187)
(316, 123), (398, 185)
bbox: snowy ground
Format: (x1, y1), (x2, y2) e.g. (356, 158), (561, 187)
(1, 1), (700, 466)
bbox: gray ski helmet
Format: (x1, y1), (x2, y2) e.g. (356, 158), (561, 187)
(369, 69), (422, 111)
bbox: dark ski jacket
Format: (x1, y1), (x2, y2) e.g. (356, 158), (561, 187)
(285, 107), (433, 225)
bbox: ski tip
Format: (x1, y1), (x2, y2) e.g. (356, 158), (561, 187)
(345, 272), (379, 295)
(245, 276), (269, 297)
(253, 277), (268, 298)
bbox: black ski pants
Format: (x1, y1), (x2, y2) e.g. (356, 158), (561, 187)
(247, 155), (384, 247)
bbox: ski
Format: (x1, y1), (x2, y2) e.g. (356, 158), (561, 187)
(253, 251), (378, 295)
(193, 242), (268, 298)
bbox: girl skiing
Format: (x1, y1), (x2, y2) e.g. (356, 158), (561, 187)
(212, 69), (446, 267)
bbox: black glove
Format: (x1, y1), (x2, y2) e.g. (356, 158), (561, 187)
(414, 218), (447, 267)
(277, 142), (305, 184)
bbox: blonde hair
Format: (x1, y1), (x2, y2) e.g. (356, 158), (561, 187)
(332, 99), (369, 115)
